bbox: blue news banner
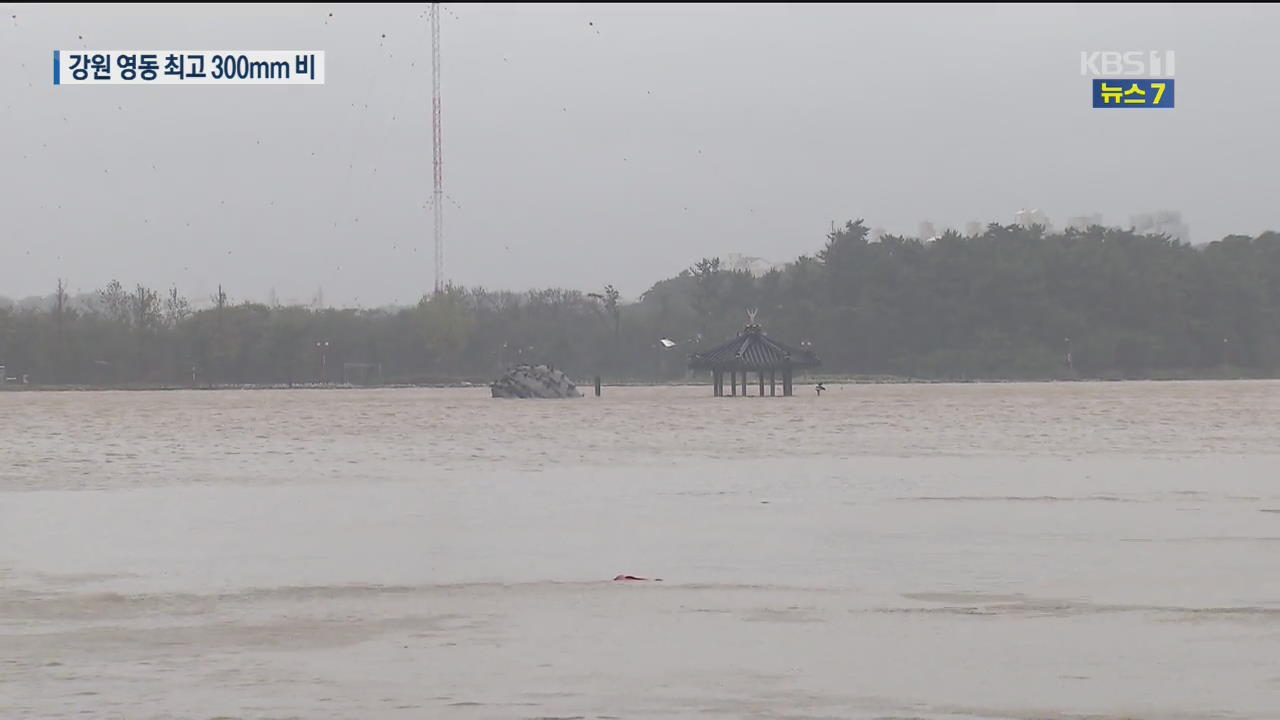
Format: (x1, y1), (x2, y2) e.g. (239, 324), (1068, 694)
(1092, 78), (1175, 109)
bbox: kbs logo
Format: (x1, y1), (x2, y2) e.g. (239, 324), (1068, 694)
(1080, 51), (1175, 109)
(1080, 51), (1175, 77)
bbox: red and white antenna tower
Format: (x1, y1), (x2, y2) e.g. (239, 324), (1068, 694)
(430, 2), (444, 294)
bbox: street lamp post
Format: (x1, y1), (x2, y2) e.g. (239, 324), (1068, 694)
(800, 340), (814, 384)
(1065, 337), (1073, 374)
(316, 340), (330, 384)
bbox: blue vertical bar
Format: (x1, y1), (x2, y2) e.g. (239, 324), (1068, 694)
(53, 49), (60, 85)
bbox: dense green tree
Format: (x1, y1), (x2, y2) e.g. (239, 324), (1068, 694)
(3, 222), (1280, 386)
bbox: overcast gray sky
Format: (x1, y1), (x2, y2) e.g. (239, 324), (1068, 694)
(2, 3), (1279, 307)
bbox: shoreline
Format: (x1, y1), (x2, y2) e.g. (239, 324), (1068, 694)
(0, 374), (1268, 392)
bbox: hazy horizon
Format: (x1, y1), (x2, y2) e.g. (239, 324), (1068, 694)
(4, 3), (1279, 306)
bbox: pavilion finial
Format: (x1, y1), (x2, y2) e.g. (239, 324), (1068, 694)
(747, 307), (758, 324)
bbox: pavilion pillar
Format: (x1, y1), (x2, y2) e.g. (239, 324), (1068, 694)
(783, 368), (792, 396)
(731, 370), (737, 396)
(758, 371), (764, 397)
(770, 370), (776, 396)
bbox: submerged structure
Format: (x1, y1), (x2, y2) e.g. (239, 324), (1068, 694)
(688, 314), (820, 397)
(490, 364), (582, 399)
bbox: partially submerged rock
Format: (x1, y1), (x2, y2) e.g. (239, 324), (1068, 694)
(490, 364), (582, 399)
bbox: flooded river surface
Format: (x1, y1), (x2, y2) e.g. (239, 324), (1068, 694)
(2, 381), (1279, 719)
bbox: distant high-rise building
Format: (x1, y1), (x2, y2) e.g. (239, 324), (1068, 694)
(721, 253), (785, 277)
(918, 221), (937, 241)
(1067, 213), (1104, 231)
(870, 226), (888, 242)
(964, 221), (984, 237)
(1131, 210), (1190, 243)
(1013, 208), (1052, 230)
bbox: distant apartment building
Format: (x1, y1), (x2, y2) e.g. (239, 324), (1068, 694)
(1066, 213), (1105, 231)
(1013, 208), (1052, 230)
(721, 253), (785, 277)
(1131, 210), (1190, 243)
(964, 221), (984, 237)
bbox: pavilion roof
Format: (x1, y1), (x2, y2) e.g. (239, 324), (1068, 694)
(688, 323), (821, 371)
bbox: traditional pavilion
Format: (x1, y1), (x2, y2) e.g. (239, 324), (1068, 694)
(688, 311), (821, 397)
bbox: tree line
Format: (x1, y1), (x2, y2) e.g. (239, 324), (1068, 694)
(2, 220), (1279, 386)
